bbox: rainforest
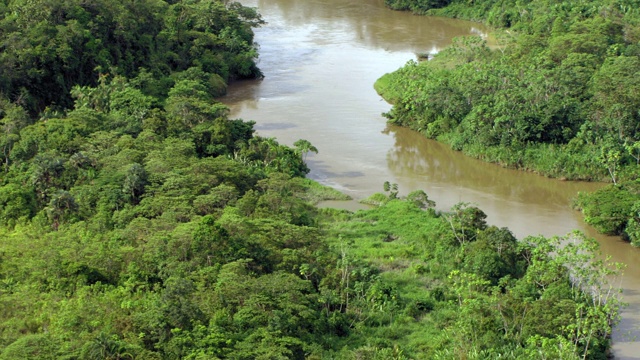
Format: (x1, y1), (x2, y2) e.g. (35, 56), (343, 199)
(376, 0), (640, 247)
(0, 0), (627, 359)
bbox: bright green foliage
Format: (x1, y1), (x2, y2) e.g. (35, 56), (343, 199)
(0, 333), (59, 360)
(362, 182), (437, 208)
(377, 0), (640, 181)
(0, 0), (622, 358)
(317, 200), (621, 359)
(378, 0), (640, 249)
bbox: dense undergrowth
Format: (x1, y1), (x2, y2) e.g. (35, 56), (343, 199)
(378, 0), (640, 181)
(376, 0), (640, 245)
(0, 0), (623, 358)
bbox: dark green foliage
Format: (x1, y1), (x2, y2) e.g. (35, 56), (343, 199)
(121, 163), (146, 202)
(0, 183), (36, 226)
(462, 226), (521, 283)
(385, 0), (453, 14)
(444, 202), (488, 245)
(575, 180), (640, 246)
(0, 0), (263, 115)
(575, 184), (637, 235)
(46, 190), (78, 230)
(0, 100), (29, 172)
(0, 64), (341, 358)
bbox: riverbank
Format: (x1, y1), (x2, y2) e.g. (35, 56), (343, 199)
(374, 66), (607, 182)
(221, 0), (640, 356)
(375, 0), (640, 252)
(573, 180), (640, 247)
(377, 0), (640, 182)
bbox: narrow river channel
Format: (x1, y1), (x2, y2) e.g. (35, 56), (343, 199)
(221, 0), (640, 357)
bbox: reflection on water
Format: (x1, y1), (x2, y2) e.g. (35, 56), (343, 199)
(226, 0), (640, 357)
(384, 126), (602, 240)
(254, 122), (297, 131)
(257, 0), (491, 51)
(385, 126), (601, 208)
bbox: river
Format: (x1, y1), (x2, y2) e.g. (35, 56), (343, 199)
(221, 0), (640, 357)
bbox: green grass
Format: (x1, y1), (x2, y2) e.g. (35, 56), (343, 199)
(318, 200), (461, 357)
(293, 178), (352, 204)
(373, 73), (402, 105)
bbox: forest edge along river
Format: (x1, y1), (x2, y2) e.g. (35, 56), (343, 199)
(220, 0), (640, 357)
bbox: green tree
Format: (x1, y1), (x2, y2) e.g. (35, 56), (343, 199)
(406, 189), (436, 209)
(293, 139), (318, 162)
(590, 55), (640, 142)
(46, 190), (78, 230)
(0, 334), (58, 360)
(598, 138), (622, 184)
(30, 152), (67, 203)
(444, 202), (487, 245)
(0, 184), (35, 226)
(82, 333), (134, 360)
(122, 163), (148, 204)
(0, 101), (29, 172)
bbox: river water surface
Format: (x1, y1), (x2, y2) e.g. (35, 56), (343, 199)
(221, 0), (640, 357)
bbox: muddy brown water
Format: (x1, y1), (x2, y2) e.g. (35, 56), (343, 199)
(221, 0), (640, 356)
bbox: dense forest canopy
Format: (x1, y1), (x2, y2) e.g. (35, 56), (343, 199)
(0, 0), (623, 358)
(0, 0), (263, 115)
(378, 0), (640, 181)
(376, 0), (640, 246)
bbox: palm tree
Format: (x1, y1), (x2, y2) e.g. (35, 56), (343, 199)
(293, 139), (318, 162)
(46, 190), (77, 230)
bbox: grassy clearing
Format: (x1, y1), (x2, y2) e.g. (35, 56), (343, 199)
(294, 178), (352, 204)
(320, 200), (461, 355)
